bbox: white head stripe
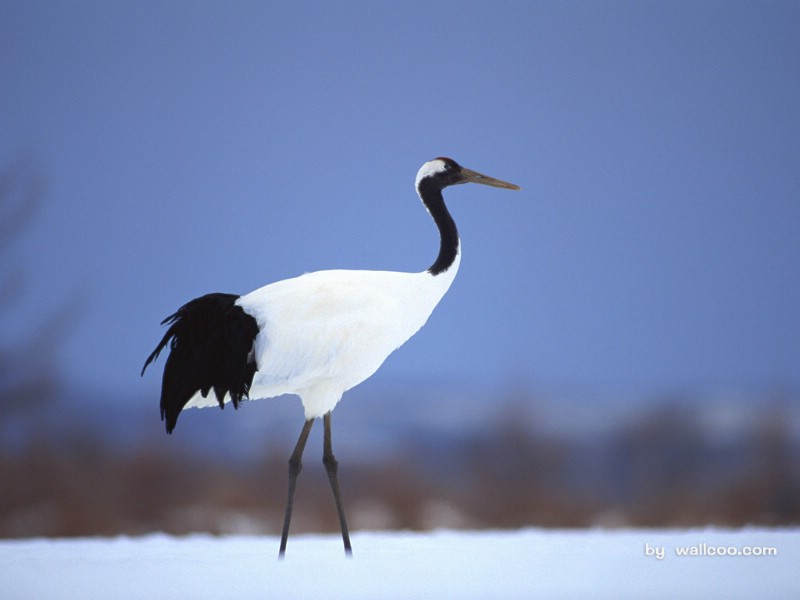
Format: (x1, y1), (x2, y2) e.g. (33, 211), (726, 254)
(415, 159), (448, 189)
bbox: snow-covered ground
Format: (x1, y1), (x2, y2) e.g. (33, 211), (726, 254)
(2, 528), (796, 599)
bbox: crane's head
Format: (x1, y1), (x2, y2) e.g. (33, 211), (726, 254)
(415, 157), (521, 192)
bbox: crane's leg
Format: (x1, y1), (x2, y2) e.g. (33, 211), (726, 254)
(323, 412), (353, 556)
(279, 418), (314, 558)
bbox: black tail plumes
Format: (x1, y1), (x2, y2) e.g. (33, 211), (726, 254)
(142, 293), (259, 433)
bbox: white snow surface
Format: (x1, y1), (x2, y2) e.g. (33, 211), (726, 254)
(2, 528), (796, 599)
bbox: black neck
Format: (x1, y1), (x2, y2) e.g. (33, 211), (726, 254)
(418, 179), (460, 276)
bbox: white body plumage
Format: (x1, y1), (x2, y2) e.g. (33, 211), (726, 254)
(186, 253), (460, 418)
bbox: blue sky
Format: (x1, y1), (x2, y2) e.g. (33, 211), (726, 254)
(2, 1), (799, 399)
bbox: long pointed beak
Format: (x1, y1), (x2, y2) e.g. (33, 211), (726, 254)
(460, 167), (521, 190)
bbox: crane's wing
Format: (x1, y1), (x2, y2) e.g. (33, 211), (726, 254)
(142, 292), (259, 433)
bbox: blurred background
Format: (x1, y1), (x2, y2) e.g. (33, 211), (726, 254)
(1, 1), (798, 537)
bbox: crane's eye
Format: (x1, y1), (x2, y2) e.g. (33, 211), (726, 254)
(440, 160), (457, 174)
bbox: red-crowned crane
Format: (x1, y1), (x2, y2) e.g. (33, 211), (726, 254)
(142, 157), (520, 557)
